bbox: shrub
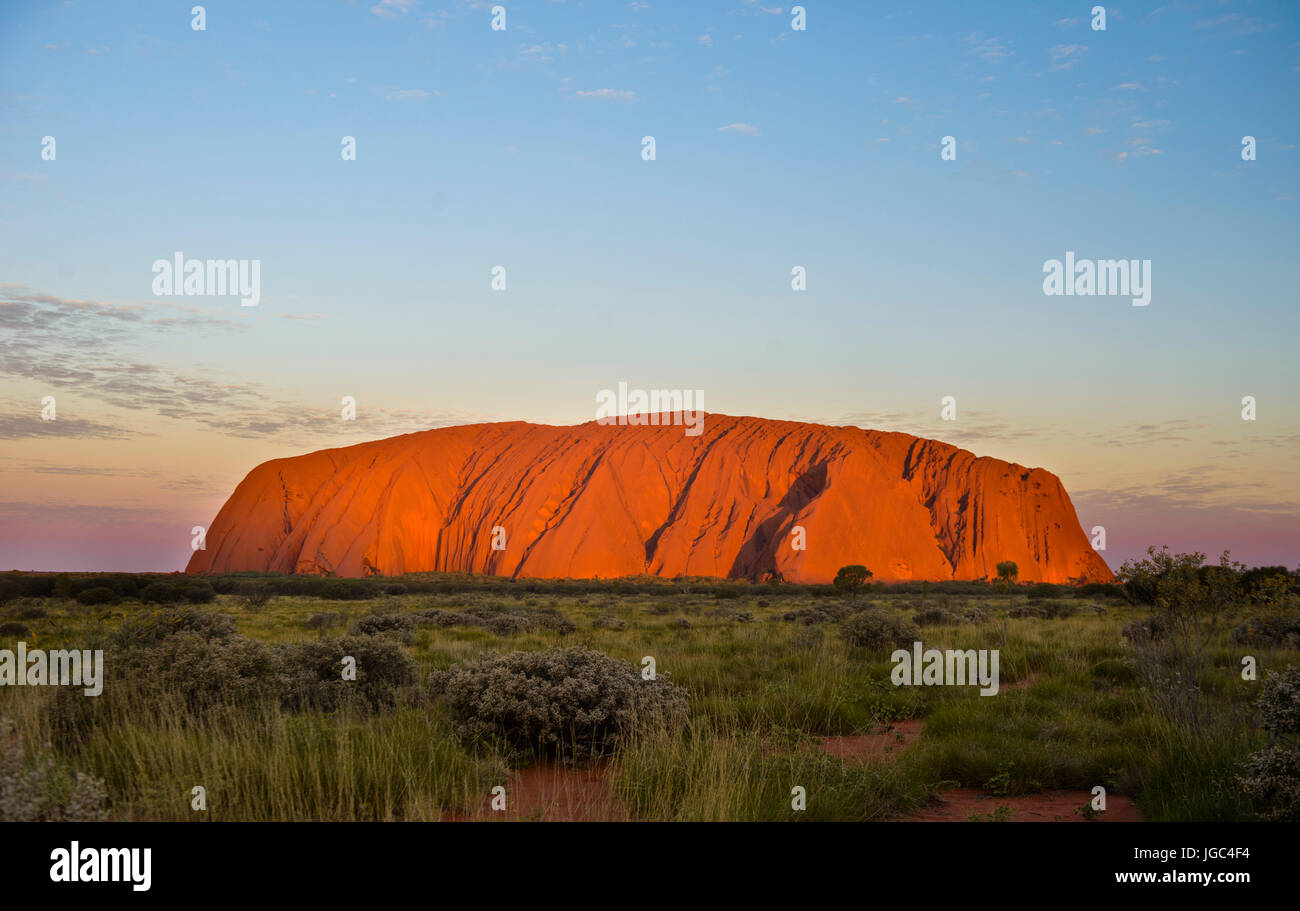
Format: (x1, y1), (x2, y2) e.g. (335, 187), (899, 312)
(673, 617), (693, 629)
(1027, 582), (1064, 599)
(350, 613), (415, 636)
(276, 636), (421, 714)
(1257, 665), (1300, 737)
(839, 609), (919, 652)
(1239, 666), (1300, 821)
(137, 580), (213, 604)
(1239, 566), (1295, 599)
(118, 631), (284, 714)
(1076, 582), (1126, 600)
(593, 615), (628, 630)
(235, 583), (272, 611)
(428, 647), (689, 765)
(913, 607), (962, 626)
(1041, 600), (1076, 619)
(0, 622), (30, 637)
(4, 605), (47, 621)
(1238, 747), (1300, 821)
(111, 607), (237, 648)
(782, 606), (847, 625)
(1231, 613), (1300, 649)
(304, 611), (345, 630)
(417, 605), (576, 637)
(137, 582), (177, 604)
(95, 574), (141, 598)
(318, 580), (373, 601)
(1122, 615), (1169, 644)
(1008, 605), (1045, 619)
(0, 718), (108, 821)
(74, 587), (118, 606)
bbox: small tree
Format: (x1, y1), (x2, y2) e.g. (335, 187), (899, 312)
(833, 565), (872, 594)
(996, 561), (1018, 607)
(996, 560), (1018, 588)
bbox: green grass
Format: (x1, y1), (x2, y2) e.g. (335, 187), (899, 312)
(1, 581), (1292, 821)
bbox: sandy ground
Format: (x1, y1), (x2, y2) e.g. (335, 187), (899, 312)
(815, 719), (927, 761)
(455, 761), (630, 822)
(898, 788), (1143, 822)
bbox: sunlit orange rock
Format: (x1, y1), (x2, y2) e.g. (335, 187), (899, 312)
(186, 414), (1113, 584)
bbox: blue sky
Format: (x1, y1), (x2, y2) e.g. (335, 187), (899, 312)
(0, 0), (1297, 571)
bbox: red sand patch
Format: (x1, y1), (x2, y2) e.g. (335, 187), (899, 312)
(458, 762), (629, 822)
(816, 719), (926, 762)
(899, 788), (1142, 822)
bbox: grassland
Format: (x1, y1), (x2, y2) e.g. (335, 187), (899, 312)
(0, 571), (1294, 822)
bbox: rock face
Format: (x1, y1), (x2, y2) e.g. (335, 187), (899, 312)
(186, 414), (1112, 584)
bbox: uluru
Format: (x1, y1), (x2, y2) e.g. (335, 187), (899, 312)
(186, 414), (1112, 584)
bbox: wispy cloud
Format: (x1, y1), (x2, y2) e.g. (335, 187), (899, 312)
(0, 413), (133, 440)
(963, 32), (1013, 63)
(0, 287), (488, 444)
(718, 123), (760, 135)
(385, 88), (434, 101)
(1049, 43), (1088, 71)
(370, 0), (419, 21)
(575, 88), (637, 101)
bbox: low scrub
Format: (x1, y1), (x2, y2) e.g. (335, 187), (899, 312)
(428, 647), (688, 765)
(1231, 612), (1300, 649)
(112, 606), (237, 648)
(1239, 665), (1300, 821)
(420, 605), (576, 636)
(0, 717), (107, 821)
(839, 608), (919, 653)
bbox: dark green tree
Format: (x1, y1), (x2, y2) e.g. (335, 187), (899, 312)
(833, 565), (873, 594)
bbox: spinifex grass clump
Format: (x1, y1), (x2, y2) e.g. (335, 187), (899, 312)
(428, 647), (688, 766)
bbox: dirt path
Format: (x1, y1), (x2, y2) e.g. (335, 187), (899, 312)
(815, 719), (926, 761)
(456, 762), (629, 822)
(898, 788), (1142, 822)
